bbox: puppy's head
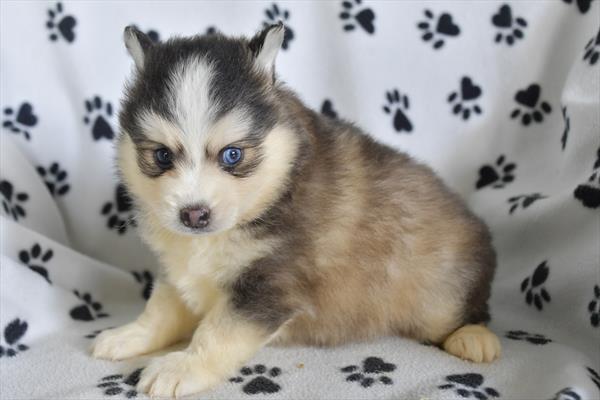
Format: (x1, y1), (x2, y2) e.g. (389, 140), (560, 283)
(117, 24), (299, 235)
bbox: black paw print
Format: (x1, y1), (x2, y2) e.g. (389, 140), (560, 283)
(0, 180), (29, 221)
(18, 243), (53, 284)
(574, 170), (600, 208)
(510, 83), (552, 126)
(341, 357), (396, 388)
(562, 0), (595, 14)
(263, 4), (294, 50)
(491, 4), (527, 45)
(101, 184), (136, 235)
(340, 0), (376, 35)
(583, 28), (600, 66)
(3, 102), (37, 140)
(98, 368), (143, 398)
(508, 193), (547, 214)
(230, 364), (282, 395)
(588, 366), (600, 390)
(129, 24), (160, 43)
(476, 155), (516, 189)
(438, 373), (500, 399)
(505, 330), (552, 345)
(85, 326), (114, 339)
(588, 284), (600, 327)
(84, 96), (115, 141)
(447, 77), (483, 120)
(383, 89), (413, 133)
(521, 261), (551, 311)
(417, 9), (460, 49)
(321, 99), (338, 119)
(46, 2), (76, 43)
(551, 387), (582, 400)
(132, 270), (154, 300)
(574, 148), (600, 209)
(37, 162), (70, 196)
(70, 290), (109, 321)
(561, 106), (570, 150)
(0, 319), (29, 358)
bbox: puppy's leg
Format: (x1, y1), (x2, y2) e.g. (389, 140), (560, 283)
(92, 282), (199, 360)
(443, 324), (501, 363)
(137, 296), (274, 398)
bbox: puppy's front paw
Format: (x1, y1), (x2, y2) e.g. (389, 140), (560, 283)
(138, 351), (221, 398)
(92, 323), (157, 361)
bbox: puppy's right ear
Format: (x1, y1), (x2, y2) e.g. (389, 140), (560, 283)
(248, 23), (285, 81)
(124, 26), (154, 72)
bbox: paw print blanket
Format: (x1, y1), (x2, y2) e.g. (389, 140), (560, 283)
(1, 1), (599, 399)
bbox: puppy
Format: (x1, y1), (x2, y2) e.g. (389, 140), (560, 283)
(92, 23), (500, 398)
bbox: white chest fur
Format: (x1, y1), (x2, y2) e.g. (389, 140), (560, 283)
(142, 225), (278, 314)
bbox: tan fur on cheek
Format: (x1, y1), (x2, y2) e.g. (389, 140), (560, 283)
(117, 133), (157, 205)
(236, 126), (299, 224)
(118, 133), (189, 233)
(118, 135), (171, 229)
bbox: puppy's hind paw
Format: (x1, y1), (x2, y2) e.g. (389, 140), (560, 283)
(443, 324), (501, 363)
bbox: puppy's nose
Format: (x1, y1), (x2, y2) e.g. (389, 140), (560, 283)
(179, 205), (211, 229)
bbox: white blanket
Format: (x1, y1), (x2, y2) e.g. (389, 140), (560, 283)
(1, 1), (599, 399)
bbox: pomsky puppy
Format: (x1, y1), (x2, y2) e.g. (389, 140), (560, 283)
(92, 23), (500, 398)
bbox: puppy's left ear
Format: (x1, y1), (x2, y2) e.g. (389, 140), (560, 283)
(249, 23), (285, 80)
(124, 25), (155, 72)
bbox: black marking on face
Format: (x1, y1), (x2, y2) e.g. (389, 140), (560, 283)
(120, 33), (278, 144)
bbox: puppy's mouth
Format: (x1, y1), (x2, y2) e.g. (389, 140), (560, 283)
(176, 225), (215, 236)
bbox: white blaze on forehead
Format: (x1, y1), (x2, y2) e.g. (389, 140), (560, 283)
(135, 57), (226, 165)
(168, 56), (217, 141)
(134, 54), (257, 163)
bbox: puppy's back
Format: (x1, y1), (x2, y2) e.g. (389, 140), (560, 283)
(268, 104), (495, 346)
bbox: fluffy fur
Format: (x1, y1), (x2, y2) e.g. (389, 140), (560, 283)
(92, 24), (501, 398)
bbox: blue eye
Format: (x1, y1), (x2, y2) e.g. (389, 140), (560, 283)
(221, 147), (243, 166)
(154, 147), (173, 169)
